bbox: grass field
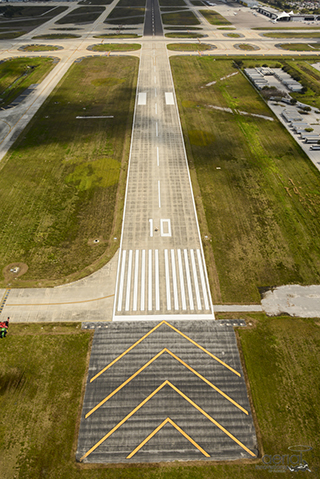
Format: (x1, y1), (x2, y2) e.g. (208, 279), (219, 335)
(21, 45), (60, 52)
(237, 43), (256, 50)
(159, 0), (187, 5)
(226, 33), (241, 38)
(170, 56), (320, 303)
(199, 9), (231, 26)
(264, 31), (320, 38)
(0, 31), (24, 39)
(118, 0), (146, 5)
(164, 26), (202, 30)
(167, 42), (212, 50)
(165, 32), (205, 38)
(162, 10), (200, 25)
(253, 26), (320, 30)
(89, 43), (141, 51)
(0, 56), (138, 287)
(33, 33), (81, 39)
(1, 316), (319, 478)
(79, 0), (113, 4)
(0, 6), (67, 32)
(0, 5), (54, 17)
(0, 57), (56, 109)
(93, 33), (140, 38)
(56, 6), (105, 25)
(105, 6), (145, 24)
(278, 42), (320, 51)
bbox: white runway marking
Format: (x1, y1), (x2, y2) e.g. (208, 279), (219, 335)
(184, 249), (194, 310)
(156, 121), (158, 137)
(133, 250), (139, 311)
(125, 250), (133, 311)
(117, 250), (126, 312)
(171, 249), (179, 311)
(155, 249), (160, 311)
(177, 249), (186, 310)
(141, 250), (146, 311)
(155, 103), (157, 115)
(197, 249), (210, 310)
(160, 219), (171, 237)
(155, 88), (157, 97)
(165, 92), (174, 105)
(138, 92), (147, 105)
(164, 249), (171, 311)
(156, 146), (159, 166)
(190, 249), (201, 310)
(158, 180), (161, 208)
(149, 218), (153, 237)
(148, 250), (152, 311)
(154, 76), (156, 84)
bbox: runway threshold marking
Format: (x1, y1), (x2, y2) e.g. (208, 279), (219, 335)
(90, 320), (241, 382)
(86, 348), (247, 418)
(80, 380), (255, 462)
(127, 417), (210, 459)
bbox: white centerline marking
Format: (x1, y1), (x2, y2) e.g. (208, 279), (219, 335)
(148, 249), (152, 311)
(184, 249), (194, 310)
(171, 249), (179, 311)
(155, 249), (160, 311)
(164, 249), (171, 311)
(155, 103), (157, 115)
(197, 249), (210, 311)
(117, 250), (126, 312)
(158, 180), (161, 208)
(133, 250), (139, 311)
(190, 249), (201, 310)
(141, 250), (145, 311)
(154, 75), (156, 84)
(156, 146), (159, 166)
(156, 121), (158, 137)
(125, 250), (133, 311)
(155, 88), (157, 97)
(177, 249), (186, 310)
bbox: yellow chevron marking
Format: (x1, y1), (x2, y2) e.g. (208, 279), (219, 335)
(126, 417), (210, 459)
(80, 380), (255, 462)
(86, 348), (247, 419)
(90, 320), (240, 382)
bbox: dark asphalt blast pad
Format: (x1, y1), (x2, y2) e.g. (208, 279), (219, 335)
(76, 320), (258, 464)
(144, 0), (163, 36)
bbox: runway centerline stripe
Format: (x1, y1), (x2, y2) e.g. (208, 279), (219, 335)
(127, 417), (210, 459)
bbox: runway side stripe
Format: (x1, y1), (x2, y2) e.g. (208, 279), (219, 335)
(141, 250), (146, 311)
(125, 250), (133, 311)
(133, 250), (139, 312)
(117, 250), (126, 312)
(148, 249), (152, 311)
(197, 249), (209, 311)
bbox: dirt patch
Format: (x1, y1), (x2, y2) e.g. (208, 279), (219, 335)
(3, 262), (28, 282)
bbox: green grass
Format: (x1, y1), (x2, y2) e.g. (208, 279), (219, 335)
(217, 27), (236, 30)
(264, 31), (320, 38)
(162, 10), (200, 25)
(159, 0), (187, 5)
(0, 5), (54, 17)
(237, 43), (256, 50)
(21, 45), (60, 52)
(79, 0), (113, 4)
(170, 56), (320, 303)
(0, 6), (67, 31)
(199, 9), (231, 25)
(191, 0), (204, 4)
(117, 0), (146, 5)
(0, 31), (24, 39)
(0, 56), (138, 287)
(93, 33), (140, 38)
(165, 32), (205, 38)
(33, 33), (81, 39)
(167, 42), (212, 50)
(278, 42), (320, 51)
(56, 6), (105, 25)
(1, 317), (319, 478)
(105, 6), (145, 24)
(226, 33), (241, 38)
(0, 57), (56, 108)
(164, 26), (202, 30)
(90, 43), (141, 51)
(253, 26), (320, 30)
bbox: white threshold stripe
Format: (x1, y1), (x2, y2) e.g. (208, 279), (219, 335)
(164, 249), (171, 311)
(155, 249), (160, 311)
(197, 249), (210, 311)
(190, 249), (202, 310)
(148, 249), (152, 311)
(177, 249), (186, 311)
(117, 250), (126, 312)
(114, 313), (214, 321)
(141, 250), (146, 311)
(125, 250), (133, 311)
(133, 250), (139, 312)
(171, 249), (179, 311)
(184, 249), (194, 310)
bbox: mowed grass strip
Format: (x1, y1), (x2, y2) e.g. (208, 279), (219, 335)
(264, 31), (320, 38)
(0, 57), (56, 108)
(162, 10), (200, 25)
(278, 42), (320, 51)
(167, 42), (212, 50)
(200, 9), (231, 25)
(0, 56), (138, 287)
(21, 44), (61, 52)
(33, 33), (81, 39)
(0, 31), (24, 39)
(0, 6), (67, 31)
(1, 318), (319, 478)
(56, 6), (105, 25)
(170, 57), (320, 303)
(89, 43), (141, 51)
